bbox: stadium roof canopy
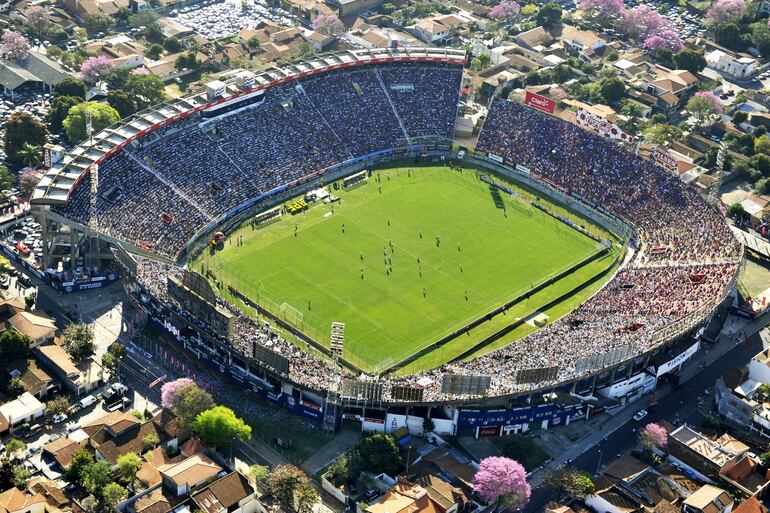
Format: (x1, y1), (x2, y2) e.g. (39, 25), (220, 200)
(32, 46), (466, 206)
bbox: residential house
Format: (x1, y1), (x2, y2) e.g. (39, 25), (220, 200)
(667, 425), (748, 477)
(0, 299), (55, 348)
(190, 471), (260, 513)
(324, 0), (384, 16)
(0, 391), (44, 429)
(3, 358), (55, 398)
(62, 0), (128, 20)
(158, 453), (223, 496)
(156, 17), (196, 39)
(639, 66), (699, 114)
(83, 411), (167, 465)
(516, 24), (608, 62)
(366, 481), (444, 513)
(719, 453), (770, 497)
(0, 487), (53, 513)
(28, 478), (70, 511)
(706, 47), (757, 80)
(732, 497), (768, 513)
(682, 485), (733, 513)
(614, 58), (645, 78)
(285, 0), (335, 23)
(411, 14), (468, 45)
(35, 343), (102, 395)
(416, 475), (468, 513)
(85, 35), (147, 69)
(42, 435), (83, 470)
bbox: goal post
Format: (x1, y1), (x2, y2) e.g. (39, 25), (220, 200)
(279, 302), (303, 325)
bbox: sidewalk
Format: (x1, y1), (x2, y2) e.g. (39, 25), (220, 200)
(528, 313), (761, 487)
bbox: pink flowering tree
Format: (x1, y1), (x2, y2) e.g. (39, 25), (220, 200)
(79, 55), (114, 84)
(19, 168), (42, 198)
(160, 378), (194, 409)
(312, 13), (343, 35)
(643, 30), (684, 52)
(24, 6), (51, 37)
(638, 423), (668, 449)
(473, 456), (531, 510)
(706, 0), (746, 25)
(489, 0), (521, 20)
(618, 6), (670, 42)
(1, 31), (30, 62)
(578, 0), (625, 20)
(549, 85), (568, 100)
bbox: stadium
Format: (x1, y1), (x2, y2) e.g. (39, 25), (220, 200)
(29, 47), (742, 434)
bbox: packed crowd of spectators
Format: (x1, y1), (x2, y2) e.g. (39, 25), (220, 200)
(101, 77), (740, 403)
(55, 63), (462, 258)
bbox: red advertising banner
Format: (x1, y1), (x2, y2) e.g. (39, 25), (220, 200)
(651, 146), (678, 172)
(524, 91), (556, 114)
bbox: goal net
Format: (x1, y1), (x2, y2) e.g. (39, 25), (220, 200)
(280, 302), (303, 325)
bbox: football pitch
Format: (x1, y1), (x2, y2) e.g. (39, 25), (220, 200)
(198, 166), (610, 373)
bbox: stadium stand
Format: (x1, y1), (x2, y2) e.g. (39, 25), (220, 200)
(58, 64), (739, 403)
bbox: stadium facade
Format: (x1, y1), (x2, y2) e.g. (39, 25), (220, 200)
(29, 47), (741, 436)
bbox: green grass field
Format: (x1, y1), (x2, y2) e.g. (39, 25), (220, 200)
(197, 166), (611, 373)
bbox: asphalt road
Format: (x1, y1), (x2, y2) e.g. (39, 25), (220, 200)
(524, 333), (765, 512)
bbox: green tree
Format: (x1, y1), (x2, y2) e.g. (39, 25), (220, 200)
(81, 460), (112, 496)
(673, 48), (707, 74)
(3, 112), (47, 166)
(117, 452), (142, 487)
(142, 434), (160, 452)
(115, 7), (131, 23)
(124, 74), (166, 110)
(145, 23), (165, 44)
(347, 433), (403, 477)
(733, 110), (748, 124)
(53, 77), (87, 99)
(760, 452), (770, 467)
(544, 466), (596, 498)
(84, 12), (114, 33)
(101, 342), (127, 375)
(172, 382), (214, 425)
(324, 456), (349, 487)
(643, 124), (682, 144)
(381, 2), (395, 13)
(16, 143), (41, 168)
(4, 438), (26, 457)
(63, 102), (120, 144)
(102, 482), (126, 508)
(163, 37), (183, 53)
(0, 329), (30, 362)
(714, 22), (744, 50)
(174, 52), (201, 72)
(5, 377), (25, 396)
(66, 448), (94, 481)
(536, 2), (562, 27)
(753, 26), (770, 56)
(0, 167), (16, 191)
(47, 96), (83, 134)
(266, 464), (317, 512)
(107, 90), (138, 118)
(686, 95), (719, 126)
(62, 323), (96, 362)
(11, 465), (30, 490)
(106, 67), (132, 90)
(598, 76), (625, 103)
(729, 202), (746, 218)
(46, 396), (70, 416)
(192, 406), (251, 449)
(147, 43), (164, 60)
(756, 134), (770, 155)
(249, 464), (270, 490)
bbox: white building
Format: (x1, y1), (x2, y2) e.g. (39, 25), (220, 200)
(0, 392), (44, 428)
(706, 49), (757, 80)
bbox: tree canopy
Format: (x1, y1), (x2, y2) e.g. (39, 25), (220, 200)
(53, 77), (87, 99)
(3, 112), (47, 167)
(191, 406), (251, 448)
(63, 102), (120, 144)
(347, 432), (403, 477)
(62, 323), (96, 362)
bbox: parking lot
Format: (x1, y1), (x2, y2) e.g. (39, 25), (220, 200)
(172, 0), (296, 40)
(0, 93), (59, 168)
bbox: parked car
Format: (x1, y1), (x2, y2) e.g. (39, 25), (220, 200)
(65, 422), (81, 433)
(77, 395), (97, 409)
(633, 409), (648, 421)
(52, 413), (68, 424)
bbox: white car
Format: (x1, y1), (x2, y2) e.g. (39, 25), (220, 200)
(52, 413), (68, 424)
(633, 409), (648, 421)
